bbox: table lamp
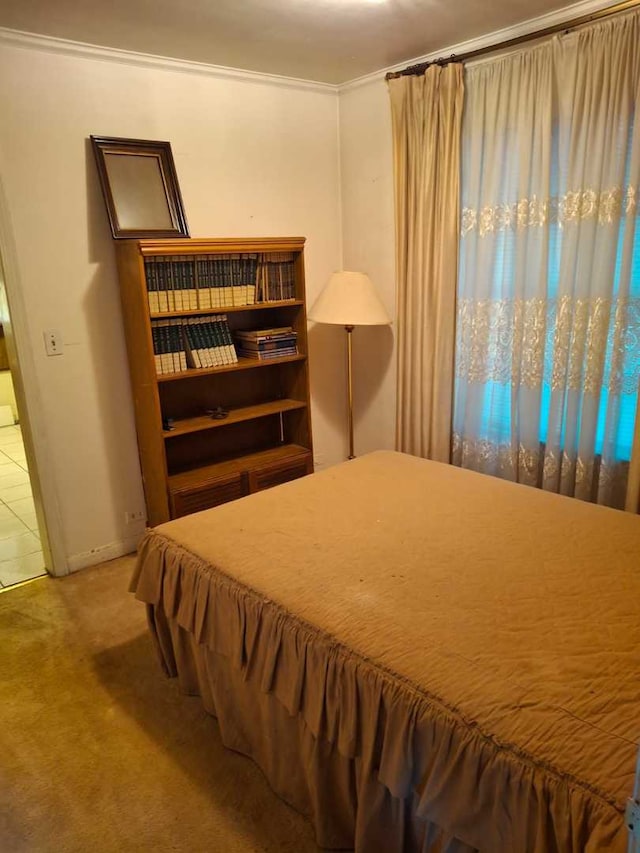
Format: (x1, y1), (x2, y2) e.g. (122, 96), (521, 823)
(309, 271), (391, 460)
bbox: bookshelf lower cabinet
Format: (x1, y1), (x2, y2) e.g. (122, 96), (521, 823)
(247, 452), (313, 493)
(168, 445), (313, 519)
(170, 472), (245, 518)
(115, 237), (314, 525)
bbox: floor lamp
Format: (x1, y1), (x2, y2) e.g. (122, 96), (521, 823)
(309, 271), (391, 460)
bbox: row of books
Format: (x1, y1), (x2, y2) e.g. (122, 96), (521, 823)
(257, 255), (297, 302)
(234, 326), (299, 361)
(144, 254), (257, 312)
(151, 316), (238, 375)
(144, 253), (297, 313)
(151, 319), (188, 374)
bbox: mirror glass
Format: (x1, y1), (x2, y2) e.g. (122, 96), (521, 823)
(104, 152), (174, 230)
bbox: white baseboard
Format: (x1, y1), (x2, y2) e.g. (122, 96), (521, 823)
(66, 530), (145, 573)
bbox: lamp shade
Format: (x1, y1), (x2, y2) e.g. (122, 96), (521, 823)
(308, 271), (390, 326)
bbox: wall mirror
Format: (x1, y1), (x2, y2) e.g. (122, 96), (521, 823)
(90, 136), (189, 239)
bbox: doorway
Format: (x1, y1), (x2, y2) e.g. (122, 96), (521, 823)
(0, 340), (45, 588)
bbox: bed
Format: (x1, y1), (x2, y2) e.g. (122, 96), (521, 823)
(131, 450), (640, 852)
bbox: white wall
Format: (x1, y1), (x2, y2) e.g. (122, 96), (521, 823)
(338, 77), (396, 456)
(0, 41), (344, 572)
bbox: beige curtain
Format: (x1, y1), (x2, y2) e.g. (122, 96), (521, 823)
(389, 65), (464, 463)
(453, 12), (640, 510)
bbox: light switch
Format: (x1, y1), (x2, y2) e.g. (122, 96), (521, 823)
(44, 329), (63, 356)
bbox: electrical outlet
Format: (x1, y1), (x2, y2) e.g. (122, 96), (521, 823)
(125, 510), (146, 526)
(44, 329), (63, 356)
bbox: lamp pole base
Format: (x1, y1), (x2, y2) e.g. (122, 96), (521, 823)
(345, 325), (355, 460)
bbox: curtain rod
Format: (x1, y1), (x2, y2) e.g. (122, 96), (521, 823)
(385, 0), (640, 80)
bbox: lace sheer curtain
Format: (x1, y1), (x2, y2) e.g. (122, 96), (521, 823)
(389, 66), (464, 462)
(453, 12), (640, 510)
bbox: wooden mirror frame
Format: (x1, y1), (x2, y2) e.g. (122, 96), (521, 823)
(90, 136), (189, 239)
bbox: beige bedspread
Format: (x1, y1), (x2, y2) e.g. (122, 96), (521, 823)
(132, 450), (640, 851)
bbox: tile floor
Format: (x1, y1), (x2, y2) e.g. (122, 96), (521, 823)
(0, 424), (45, 588)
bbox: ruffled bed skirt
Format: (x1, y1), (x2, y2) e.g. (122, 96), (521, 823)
(131, 530), (626, 852)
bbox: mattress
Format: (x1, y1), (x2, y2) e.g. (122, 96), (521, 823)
(131, 450), (640, 851)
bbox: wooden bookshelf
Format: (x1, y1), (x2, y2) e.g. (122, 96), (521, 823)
(115, 237), (314, 525)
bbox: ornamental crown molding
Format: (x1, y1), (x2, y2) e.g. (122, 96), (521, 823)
(340, 0), (622, 90)
(0, 26), (338, 93)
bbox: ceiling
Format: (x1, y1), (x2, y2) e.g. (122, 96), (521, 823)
(0, 0), (586, 85)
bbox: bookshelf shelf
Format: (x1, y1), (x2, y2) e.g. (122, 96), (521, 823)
(163, 399), (307, 438)
(156, 354), (306, 382)
(149, 299), (303, 320)
(115, 237), (314, 525)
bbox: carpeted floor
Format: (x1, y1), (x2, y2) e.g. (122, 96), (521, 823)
(0, 555), (319, 852)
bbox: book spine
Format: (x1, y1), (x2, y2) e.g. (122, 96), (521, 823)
(195, 318), (211, 367)
(237, 347), (297, 360)
(248, 254), (258, 304)
(185, 258), (197, 310)
(145, 258), (159, 313)
(195, 257), (203, 309)
(208, 258), (215, 308)
(170, 259), (179, 312)
(256, 255), (264, 302)
(150, 322), (162, 373)
(241, 254), (249, 305)
(183, 320), (200, 368)
(231, 256), (238, 307)
(207, 317), (223, 365)
(156, 320), (169, 373)
(165, 259), (176, 312)
(239, 339), (297, 351)
(213, 317), (228, 365)
(210, 258), (219, 309)
(178, 258), (185, 310)
(156, 259), (168, 312)
(219, 315), (237, 364)
(177, 320), (187, 371)
(215, 317), (231, 365)
(195, 258), (202, 310)
(200, 318), (219, 366)
(223, 256), (233, 307)
(169, 319), (181, 372)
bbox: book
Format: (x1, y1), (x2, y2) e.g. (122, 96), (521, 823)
(184, 258), (198, 309)
(183, 320), (202, 368)
(150, 322), (163, 372)
(159, 259), (167, 312)
(170, 258), (183, 312)
(196, 256), (211, 309)
(213, 257), (223, 308)
(255, 253), (297, 302)
(239, 339), (297, 351)
(198, 317), (218, 366)
(169, 319), (186, 372)
(194, 318), (212, 367)
(151, 319), (187, 374)
(237, 347), (298, 360)
(165, 258), (177, 312)
(144, 258), (159, 313)
(219, 315), (238, 364)
(155, 320), (170, 372)
(234, 326), (294, 339)
(209, 317), (226, 366)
